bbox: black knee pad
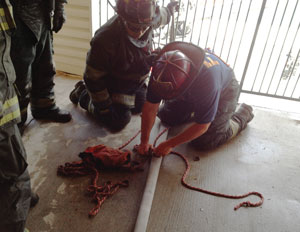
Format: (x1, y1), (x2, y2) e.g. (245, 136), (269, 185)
(109, 108), (132, 131)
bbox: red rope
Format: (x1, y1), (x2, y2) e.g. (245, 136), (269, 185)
(57, 131), (140, 217)
(170, 150), (264, 210)
(58, 127), (263, 217)
(152, 128), (264, 210)
(118, 130), (141, 150)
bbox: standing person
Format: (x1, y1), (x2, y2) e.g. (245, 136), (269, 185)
(10, 0), (72, 132)
(69, 0), (178, 131)
(0, 1), (38, 231)
(137, 42), (254, 156)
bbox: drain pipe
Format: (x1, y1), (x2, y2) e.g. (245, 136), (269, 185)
(134, 4), (176, 230)
(133, 121), (168, 232)
(133, 156), (163, 232)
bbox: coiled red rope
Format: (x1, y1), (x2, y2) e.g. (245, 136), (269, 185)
(170, 150), (264, 210)
(154, 128), (264, 210)
(57, 130), (142, 218)
(58, 127), (263, 217)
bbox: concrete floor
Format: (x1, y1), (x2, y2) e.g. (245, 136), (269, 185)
(24, 74), (300, 232)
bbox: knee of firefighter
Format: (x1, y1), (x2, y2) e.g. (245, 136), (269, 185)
(109, 109), (132, 131)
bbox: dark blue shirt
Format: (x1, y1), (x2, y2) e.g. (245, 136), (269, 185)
(147, 52), (234, 124)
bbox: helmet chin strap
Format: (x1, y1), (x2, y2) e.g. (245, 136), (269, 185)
(127, 35), (149, 48)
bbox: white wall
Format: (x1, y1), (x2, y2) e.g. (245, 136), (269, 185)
(53, 0), (94, 76)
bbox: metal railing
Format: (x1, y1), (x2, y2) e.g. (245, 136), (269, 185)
(100, 0), (300, 101)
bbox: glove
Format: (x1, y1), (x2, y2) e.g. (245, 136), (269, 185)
(145, 48), (161, 66)
(52, 3), (66, 33)
(167, 1), (179, 15)
(145, 53), (159, 66)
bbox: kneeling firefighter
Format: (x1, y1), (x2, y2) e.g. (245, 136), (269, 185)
(137, 41), (254, 156)
(69, 0), (178, 131)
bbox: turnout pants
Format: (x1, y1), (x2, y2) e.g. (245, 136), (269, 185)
(10, 16), (57, 124)
(158, 78), (240, 150)
(78, 84), (147, 131)
(0, 124), (31, 232)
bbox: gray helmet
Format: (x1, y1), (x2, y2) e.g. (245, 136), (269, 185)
(116, 0), (158, 27)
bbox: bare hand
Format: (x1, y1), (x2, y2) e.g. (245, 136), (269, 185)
(153, 141), (172, 156)
(136, 143), (153, 156)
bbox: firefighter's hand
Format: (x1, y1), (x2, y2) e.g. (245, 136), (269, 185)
(167, 1), (179, 15)
(145, 53), (158, 66)
(52, 9), (66, 33)
(137, 143), (153, 156)
(153, 141), (172, 157)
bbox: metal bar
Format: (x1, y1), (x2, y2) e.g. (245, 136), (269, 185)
(189, 0), (199, 43)
(220, 0), (234, 57)
(174, 0), (182, 41)
(197, 0), (208, 46)
(250, 0), (280, 91)
(99, 0), (101, 26)
(277, 21), (300, 95)
(237, 0), (267, 100)
(291, 70), (300, 98)
(258, 1), (289, 92)
(205, 0), (216, 48)
(156, 0), (166, 48)
(283, 46), (300, 96)
(233, 0), (253, 69)
(182, 0), (190, 42)
(226, 0), (243, 62)
(107, 0), (109, 21)
(266, 0), (299, 94)
(212, 0), (225, 51)
(241, 90), (300, 102)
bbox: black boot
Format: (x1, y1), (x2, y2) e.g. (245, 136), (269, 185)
(30, 192), (39, 208)
(32, 107), (72, 123)
(231, 103), (254, 132)
(69, 81), (85, 105)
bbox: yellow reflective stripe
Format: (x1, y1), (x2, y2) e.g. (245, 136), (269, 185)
(85, 65), (107, 81)
(0, 4), (15, 31)
(0, 8), (5, 16)
(0, 109), (20, 126)
(89, 89), (110, 102)
(0, 22), (9, 31)
(204, 56), (220, 68)
(2, 95), (18, 111)
(111, 93), (135, 107)
(0, 4), (13, 16)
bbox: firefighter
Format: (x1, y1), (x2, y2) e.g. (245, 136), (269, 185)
(10, 0), (72, 132)
(69, 0), (179, 131)
(0, 1), (38, 231)
(137, 42), (254, 156)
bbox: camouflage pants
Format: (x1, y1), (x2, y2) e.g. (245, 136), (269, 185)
(158, 77), (240, 150)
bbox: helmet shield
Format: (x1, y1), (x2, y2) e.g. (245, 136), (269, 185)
(149, 42), (205, 100)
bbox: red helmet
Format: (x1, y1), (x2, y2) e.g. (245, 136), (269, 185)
(149, 42), (205, 99)
(116, 0), (158, 27)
